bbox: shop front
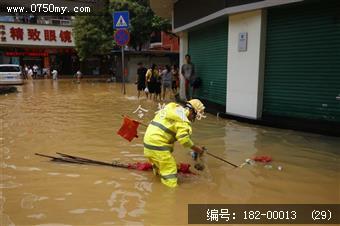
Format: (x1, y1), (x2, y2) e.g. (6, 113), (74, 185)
(263, 0), (340, 123)
(0, 22), (78, 76)
(150, 0), (340, 135)
(188, 19), (228, 107)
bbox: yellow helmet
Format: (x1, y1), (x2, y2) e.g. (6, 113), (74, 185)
(188, 99), (205, 114)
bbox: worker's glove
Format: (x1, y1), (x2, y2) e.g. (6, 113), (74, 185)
(191, 151), (199, 161)
(191, 147), (206, 161)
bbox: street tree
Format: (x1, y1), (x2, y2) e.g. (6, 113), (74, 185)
(73, 0), (113, 61)
(73, 0), (172, 60)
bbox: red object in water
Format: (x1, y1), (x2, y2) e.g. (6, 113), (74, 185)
(252, 156), (272, 163)
(117, 116), (140, 142)
(126, 162), (196, 174)
(128, 162), (153, 171)
(178, 163), (195, 175)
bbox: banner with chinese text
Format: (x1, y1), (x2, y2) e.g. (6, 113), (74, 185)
(0, 22), (74, 47)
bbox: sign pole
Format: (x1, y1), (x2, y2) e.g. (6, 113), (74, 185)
(121, 45), (126, 95)
(113, 11), (129, 95)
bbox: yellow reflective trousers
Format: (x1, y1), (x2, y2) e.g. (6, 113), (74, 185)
(144, 149), (178, 188)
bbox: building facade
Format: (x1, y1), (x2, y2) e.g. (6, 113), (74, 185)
(149, 31), (179, 52)
(150, 0), (340, 135)
(0, 16), (79, 75)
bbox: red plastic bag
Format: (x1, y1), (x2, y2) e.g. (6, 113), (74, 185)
(252, 156), (272, 163)
(117, 116), (140, 142)
(127, 162), (153, 171)
(178, 163), (196, 174)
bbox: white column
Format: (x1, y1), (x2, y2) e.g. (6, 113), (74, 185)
(178, 31), (188, 101)
(226, 9), (267, 119)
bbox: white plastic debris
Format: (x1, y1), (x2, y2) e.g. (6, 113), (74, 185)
(264, 165), (273, 169)
(245, 159), (255, 166)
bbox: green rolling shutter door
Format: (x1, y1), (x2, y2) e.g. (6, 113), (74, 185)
(188, 20), (228, 106)
(263, 0), (340, 122)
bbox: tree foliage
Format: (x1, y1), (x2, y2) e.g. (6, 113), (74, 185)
(73, 0), (113, 61)
(73, 0), (172, 60)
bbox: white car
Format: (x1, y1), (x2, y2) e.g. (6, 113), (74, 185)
(0, 64), (24, 85)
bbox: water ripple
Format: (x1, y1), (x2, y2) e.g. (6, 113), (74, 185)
(27, 213), (46, 219)
(107, 190), (145, 219)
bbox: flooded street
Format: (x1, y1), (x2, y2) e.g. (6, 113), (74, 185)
(1, 80), (339, 226)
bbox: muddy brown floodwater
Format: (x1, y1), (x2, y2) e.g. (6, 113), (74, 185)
(0, 80), (339, 226)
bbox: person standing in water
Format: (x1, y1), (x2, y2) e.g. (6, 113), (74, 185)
(181, 54), (195, 100)
(161, 65), (172, 100)
(145, 64), (159, 101)
(171, 64), (179, 95)
(136, 62), (147, 99)
(143, 99), (206, 187)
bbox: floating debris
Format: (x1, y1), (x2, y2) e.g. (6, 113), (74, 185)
(245, 159), (255, 166)
(264, 165), (273, 169)
(194, 163), (205, 171)
(252, 156), (272, 163)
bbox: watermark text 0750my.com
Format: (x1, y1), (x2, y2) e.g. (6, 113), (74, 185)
(6, 4), (91, 15)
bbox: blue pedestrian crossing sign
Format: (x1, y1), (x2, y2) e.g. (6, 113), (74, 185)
(113, 11), (129, 29)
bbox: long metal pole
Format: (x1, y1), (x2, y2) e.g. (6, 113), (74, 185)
(121, 45), (126, 94)
(206, 152), (238, 168)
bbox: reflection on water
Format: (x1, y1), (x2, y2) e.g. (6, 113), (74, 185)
(0, 80), (339, 225)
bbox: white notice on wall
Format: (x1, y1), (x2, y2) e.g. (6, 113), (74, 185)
(238, 32), (248, 52)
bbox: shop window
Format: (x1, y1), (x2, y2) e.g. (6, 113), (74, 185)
(150, 32), (161, 44)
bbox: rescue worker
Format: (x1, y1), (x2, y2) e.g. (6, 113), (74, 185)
(143, 99), (206, 188)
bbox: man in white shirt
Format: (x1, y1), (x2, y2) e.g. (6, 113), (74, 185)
(52, 69), (58, 80)
(181, 54), (195, 100)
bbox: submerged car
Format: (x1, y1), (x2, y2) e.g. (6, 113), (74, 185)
(0, 64), (24, 85)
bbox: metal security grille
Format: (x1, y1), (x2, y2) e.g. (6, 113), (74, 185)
(188, 19), (228, 106)
(263, 0), (340, 122)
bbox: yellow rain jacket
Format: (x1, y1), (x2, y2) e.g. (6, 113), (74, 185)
(144, 102), (194, 188)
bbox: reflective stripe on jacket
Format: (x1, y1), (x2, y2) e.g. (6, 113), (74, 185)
(143, 102), (194, 151)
